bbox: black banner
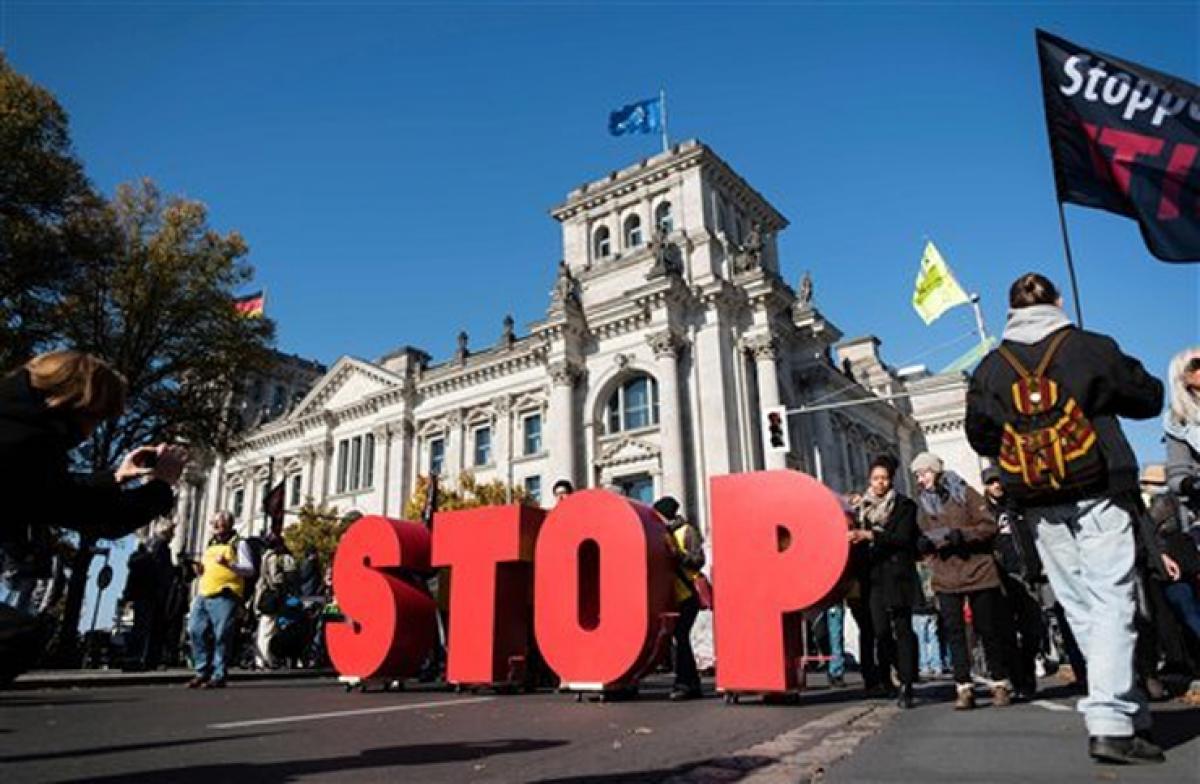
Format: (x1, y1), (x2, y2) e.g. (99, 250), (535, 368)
(1037, 29), (1200, 262)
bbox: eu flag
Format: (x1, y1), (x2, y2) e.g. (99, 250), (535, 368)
(609, 98), (663, 137)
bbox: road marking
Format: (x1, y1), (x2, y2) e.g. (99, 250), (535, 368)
(1031, 699), (1072, 712)
(208, 696), (496, 729)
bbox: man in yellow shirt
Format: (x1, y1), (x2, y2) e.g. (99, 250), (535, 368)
(187, 511), (256, 688)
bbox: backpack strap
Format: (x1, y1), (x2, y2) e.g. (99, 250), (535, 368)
(996, 328), (1072, 380)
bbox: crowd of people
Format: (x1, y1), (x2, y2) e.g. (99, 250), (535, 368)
(1, 272), (1197, 769)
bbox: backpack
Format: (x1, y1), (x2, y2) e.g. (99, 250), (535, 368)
(995, 330), (1106, 504)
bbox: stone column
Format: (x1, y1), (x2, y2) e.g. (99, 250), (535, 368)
(492, 396), (513, 493)
(372, 423), (394, 517)
(447, 410), (465, 481)
(547, 360), (582, 489)
(304, 445), (319, 502)
(396, 420), (416, 514)
(648, 328), (688, 509)
(747, 334), (787, 470)
(318, 440), (333, 504)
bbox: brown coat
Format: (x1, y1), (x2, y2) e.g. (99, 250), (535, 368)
(917, 483), (1001, 594)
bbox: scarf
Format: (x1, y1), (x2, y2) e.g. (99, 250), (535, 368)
(860, 488), (896, 528)
(1164, 412), (1200, 455)
(918, 470), (969, 518)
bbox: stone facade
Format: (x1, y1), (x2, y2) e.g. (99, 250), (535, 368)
(178, 140), (979, 554)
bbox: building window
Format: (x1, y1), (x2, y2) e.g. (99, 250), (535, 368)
(624, 214), (643, 248)
(336, 434), (375, 493)
(615, 474), (654, 504)
(271, 384), (287, 415)
(232, 488), (244, 519)
(336, 439), (350, 493)
(593, 225), (611, 259)
(429, 437), (445, 475)
(522, 413), (542, 455)
(524, 475), (542, 504)
(605, 374), (660, 433)
(473, 425), (492, 466)
(290, 474), (303, 507)
(655, 201), (673, 234)
(363, 433), (375, 490)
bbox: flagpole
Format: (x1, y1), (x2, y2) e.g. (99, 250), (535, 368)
(969, 294), (989, 342)
(659, 88), (669, 153)
(1055, 202), (1084, 327)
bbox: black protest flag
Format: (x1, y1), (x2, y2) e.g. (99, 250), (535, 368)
(1037, 30), (1200, 262)
(263, 480), (286, 531)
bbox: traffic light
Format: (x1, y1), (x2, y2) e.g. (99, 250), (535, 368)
(762, 405), (790, 454)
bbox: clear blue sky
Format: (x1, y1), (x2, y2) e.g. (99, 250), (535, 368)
(4, 3), (1197, 623)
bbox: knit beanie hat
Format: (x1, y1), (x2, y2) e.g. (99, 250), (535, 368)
(653, 496), (680, 520)
(909, 452), (944, 475)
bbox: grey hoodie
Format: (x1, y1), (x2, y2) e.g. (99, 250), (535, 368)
(1001, 304), (1073, 345)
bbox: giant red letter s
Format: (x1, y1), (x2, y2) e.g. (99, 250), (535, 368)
(534, 490), (674, 689)
(711, 470), (849, 693)
(326, 516), (439, 680)
(431, 504), (545, 686)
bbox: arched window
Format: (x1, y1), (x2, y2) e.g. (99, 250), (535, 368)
(655, 201), (673, 234)
(605, 374), (660, 433)
(623, 214), (643, 248)
(593, 225), (611, 259)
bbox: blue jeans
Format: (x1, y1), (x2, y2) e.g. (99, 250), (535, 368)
(189, 593), (239, 681)
(1028, 496), (1148, 737)
(1163, 580), (1200, 640)
(826, 603), (845, 677)
(912, 613), (941, 673)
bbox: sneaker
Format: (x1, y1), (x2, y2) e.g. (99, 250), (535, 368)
(954, 684), (975, 710)
(1088, 735), (1165, 765)
(669, 687), (702, 701)
(992, 683), (1012, 707)
(897, 684), (914, 709)
(829, 675), (846, 688)
(186, 675), (208, 689)
(203, 678), (227, 689)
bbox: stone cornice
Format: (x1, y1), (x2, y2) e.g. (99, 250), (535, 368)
(552, 143), (705, 222)
(417, 343), (550, 398)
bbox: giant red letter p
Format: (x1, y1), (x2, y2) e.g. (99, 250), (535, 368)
(326, 516), (439, 680)
(711, 470), (849, 693)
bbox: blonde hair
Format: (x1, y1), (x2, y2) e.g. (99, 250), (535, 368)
(24, 350), (127, 421)
(1168, 346), (1200, 427)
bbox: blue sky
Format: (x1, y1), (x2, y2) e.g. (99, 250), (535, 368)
(4, 2), (1197, 623)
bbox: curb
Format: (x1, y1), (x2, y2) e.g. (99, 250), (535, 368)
(11, 668), (334, 690)
(665, 703), (897, 784)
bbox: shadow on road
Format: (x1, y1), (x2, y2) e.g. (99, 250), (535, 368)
(531, 754), (775, 783)
(69, 738), (569, 783)
(0, 733), (282, 764)
(1152, 706), (1200, 751)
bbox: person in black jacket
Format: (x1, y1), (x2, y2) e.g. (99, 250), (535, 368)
(966, 274), (1165, 766)
(0, 351), (187, 684)
(851, 454), (921, 708)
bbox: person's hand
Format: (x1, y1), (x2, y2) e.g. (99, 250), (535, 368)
(846, 493), (863, 508)
(114, 447), (158, 484)
(1162, 554), (1182, 582)
(216, 554), (231, 568)
(945, 529), (966, 549)
(149, 444), (188, 485)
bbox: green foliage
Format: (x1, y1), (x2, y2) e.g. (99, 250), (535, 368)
(0, 53), (96, 369)
(282, 500), (354, 569)
(402, 472), (537, 521)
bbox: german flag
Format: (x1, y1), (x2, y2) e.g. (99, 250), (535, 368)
(234, 290), (265, 318)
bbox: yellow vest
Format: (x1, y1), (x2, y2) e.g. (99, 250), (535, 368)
(199, 538), (245, 599)
(671, 526), (701, 605)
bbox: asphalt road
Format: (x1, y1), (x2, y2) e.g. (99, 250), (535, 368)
(0, 675), (873, 784)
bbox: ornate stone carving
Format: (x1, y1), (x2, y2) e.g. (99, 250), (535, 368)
(743, 333), (779, 362)
(613, 352), (630, 369)
(798, 271), (813, 308)
(549, 260), (581, 311)
(647, 328), (686, 360)
(547, 360), (584, 387)
(447, 409), (464, 428)
(645, 227), (683, 280)
(492, 395), (512, 415)
(731, 222), (766, 274)
(499, 315), (515, 350)
(455, 331), (469, 365)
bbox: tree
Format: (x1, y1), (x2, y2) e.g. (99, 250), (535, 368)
(48, 179), (276, 663)
(0, 53), (97, 369)
(401, 472), (537, 521)
(282, 500), (355, 572)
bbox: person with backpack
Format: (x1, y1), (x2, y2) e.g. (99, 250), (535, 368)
(654, 496), (705, 701)
(966, 273), (1165, 765)
(187, 511), (256, 688)
(253, 531), (298, 669)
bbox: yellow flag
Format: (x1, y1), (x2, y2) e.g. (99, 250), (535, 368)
(912, 241), (970, 325)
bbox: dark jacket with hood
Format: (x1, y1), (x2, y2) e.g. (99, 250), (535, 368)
(966, 305), (1163, 505)
(0, 369), (175, 576)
